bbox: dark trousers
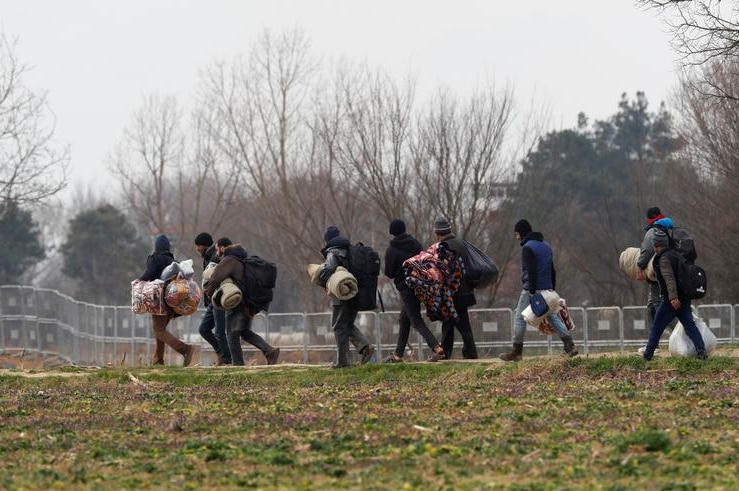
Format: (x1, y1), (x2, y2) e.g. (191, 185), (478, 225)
(226, 308), (273, 366)
(332, 303), (371, 367)
(198, 305), (230, 362)
(440, 305), (478, 359)
(394, 288), (440, 357)
(643, 299), (706, 360)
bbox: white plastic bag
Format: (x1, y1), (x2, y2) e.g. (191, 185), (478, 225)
(540, 290), (562, 314)
(668, 313), (717, 357)
(160, 259), (195, 281)
(522, 305), (543, 327)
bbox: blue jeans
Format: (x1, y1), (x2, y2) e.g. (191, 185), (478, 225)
(643, 299), (706, 360)
(198, 304), (230, 362)
(513, 290), (568, 344)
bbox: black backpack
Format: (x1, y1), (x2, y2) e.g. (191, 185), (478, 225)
(676, 255), (707, 300)
(237, 255), (278, 313)
(346, 243), (380, 311)
(655, 225), (697, 263)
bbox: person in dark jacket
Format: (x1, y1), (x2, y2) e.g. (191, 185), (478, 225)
(384, 219), (445, 362)
(204, 240), (280, 366)
(318, 225), (375, 368)
(500, 219), (578, 361)
(195, 232), (231, 365)
(432, 217), (478, 359)
(642, 229), (707, 360)
(139, 234), (195, 367)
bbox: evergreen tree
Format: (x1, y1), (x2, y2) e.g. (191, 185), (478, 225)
(0, 201), (45, 284)
(60, 204), (149, 305)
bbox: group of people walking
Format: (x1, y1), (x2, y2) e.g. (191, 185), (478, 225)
(140, 205), (707, 368)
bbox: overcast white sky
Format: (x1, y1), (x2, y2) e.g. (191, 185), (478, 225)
(1, 0), (679, 195)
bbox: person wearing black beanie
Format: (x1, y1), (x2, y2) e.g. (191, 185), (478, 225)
(384, 220), (445, 362)
(500, 220), (578, 361)
(194, 232), (231, 366)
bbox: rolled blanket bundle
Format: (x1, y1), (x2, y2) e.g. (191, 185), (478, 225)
(619, 247), (656, 281)
(326, 266), (358, 300)
(307, 263), (323, 285)
(212, 278), (243, 310)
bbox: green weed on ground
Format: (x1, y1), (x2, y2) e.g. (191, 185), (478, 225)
(0, 354), (737, 490)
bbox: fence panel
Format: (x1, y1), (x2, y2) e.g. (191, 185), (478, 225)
(584, 307), (623, 352)
(2, 284), (738, 366)
(696, 304), (734, 343)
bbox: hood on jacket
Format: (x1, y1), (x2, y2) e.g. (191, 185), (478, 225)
(223, 244), (248, 260)
(390, 233), (422, 253)
(321, 236), (350, 258)
(520, 231), (544, 246)
(645, 216), (674, 231)
(154, 234), (171, 252)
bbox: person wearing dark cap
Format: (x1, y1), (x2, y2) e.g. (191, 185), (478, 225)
(194, 232), (231, 366)
(499, 220), (578, 361)
(318, 225), (376, 368)
(204, 238), (280, 366)
(636, 207), (675, 327)
(138, 234), (195, 367)
(384, 219), (445, 362)
(642, 229), (707, 360)
(432, 217), (479, 360)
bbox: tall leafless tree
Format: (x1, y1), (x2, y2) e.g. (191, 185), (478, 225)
(640, 0), (739, 99)
(109, 94), (185, 240)
(0, 33), (69, 211)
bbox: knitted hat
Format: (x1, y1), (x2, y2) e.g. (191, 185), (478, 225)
(324, 225), (340, 242)
(194, 232), (213, 247)
(433, 217), (452, 235)
(154, 234), (171, 252)
(514, 219), (532, 237)
(389, 219), (406, 236)
(652, 229), (669, 248)
(646, 207), (662, 220)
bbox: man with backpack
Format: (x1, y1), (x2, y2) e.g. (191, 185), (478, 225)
(383, 219), (445, 362)
(318, 225), (376, 368)
(194, 232), (231, 366)
(636, 207), (676, 326)
(642, 229), (707, 360)
(203, 238), (280, 366)
(433, 217), (479, 360)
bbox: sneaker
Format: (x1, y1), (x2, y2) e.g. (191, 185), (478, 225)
(266, 347), (280, 365)
(637, 347), (660, 355)
(428, 346), (445, 362)
(361, 345), (376, 364)
(384, 353), (404, 363)
(331, 363), (350, 369)
(182, 344), (195, 367)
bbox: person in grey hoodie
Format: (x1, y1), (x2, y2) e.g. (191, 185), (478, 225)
(383, 219), (445, 362)
(318, 225), (376, 368)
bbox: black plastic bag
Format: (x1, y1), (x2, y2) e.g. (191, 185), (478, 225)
(463, 240), (499, 289)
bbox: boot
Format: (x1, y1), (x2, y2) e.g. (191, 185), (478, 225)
(561, 335), (579, 357)
(499, 343), (523, 362)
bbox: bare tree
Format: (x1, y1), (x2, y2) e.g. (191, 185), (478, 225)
(0, 33), (69, 210)
(330, 65), (417, 225)
(109, 94), (185, 238)
(640, 0), (739, 99)
(411, 86), (515, 244)
(672, 63), (739, 300)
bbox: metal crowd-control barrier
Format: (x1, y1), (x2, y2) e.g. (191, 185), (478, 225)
(0, 284), (736, 367)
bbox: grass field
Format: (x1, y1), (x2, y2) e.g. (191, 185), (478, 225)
(1, 350), (738, 490)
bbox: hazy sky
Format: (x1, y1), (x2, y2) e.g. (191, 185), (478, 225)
(1, 0), (679, 195)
